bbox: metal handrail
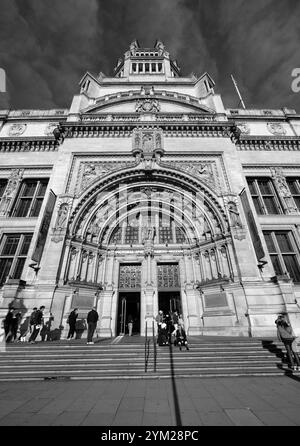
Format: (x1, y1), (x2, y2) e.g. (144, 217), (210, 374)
(152, 320), (157, 373)
(144, 321), (148, 372)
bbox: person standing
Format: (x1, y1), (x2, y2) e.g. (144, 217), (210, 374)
(127, 315), (133, 336)
(11, 311), (22, 342)
(86, 306), (99, 345)
(4, 307), (14, 342)
(28, 307), (37, 339)
(67, 308), (78, 340)
(29, 306), (45, 343)
(275, 314), (300, 371)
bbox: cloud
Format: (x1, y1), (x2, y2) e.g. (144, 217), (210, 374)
(0, 0), (299, 110)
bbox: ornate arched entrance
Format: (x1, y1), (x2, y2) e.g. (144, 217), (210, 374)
(61, 166), (236, 336)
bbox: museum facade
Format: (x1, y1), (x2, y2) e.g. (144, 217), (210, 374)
(0, 40), (300, 339)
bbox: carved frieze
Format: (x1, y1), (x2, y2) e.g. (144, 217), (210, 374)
(8, 123), (27, 136)
(136, 98), (160, 113)
(75, 160), (135, 195)
(45, 123), (58, 136)
(161, 161), (219, 192)
(237, 123), (250, 134)
(267, 122), (286, 136)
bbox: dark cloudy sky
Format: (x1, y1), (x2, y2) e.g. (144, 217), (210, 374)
(0, 0), (299, 111)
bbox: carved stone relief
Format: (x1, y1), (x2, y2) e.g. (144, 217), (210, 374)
(136, 98), (160, 113)
(237, 123), (250, 134)
(76, 161), (135, 195)
(267, 122), (286, 136)
(8, 124), (27, 136)
(161, 161), (219, 192)
(51, 196), (73, 243)
(271, 167), (298, 214)
(45, 123), (58, 136)
(0, 168), (24, 217)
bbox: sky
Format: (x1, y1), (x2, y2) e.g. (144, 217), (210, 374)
(0, 0), (299, 111)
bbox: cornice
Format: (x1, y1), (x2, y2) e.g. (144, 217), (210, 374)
(59, 121), (234, 138)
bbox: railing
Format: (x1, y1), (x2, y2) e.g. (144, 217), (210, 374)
(152, 321), (157, 373)
(144, 321), (150, 372)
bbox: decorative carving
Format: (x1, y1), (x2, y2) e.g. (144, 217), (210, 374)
(271, 167), (298, 214)
(51, 196), (73, 242)
(0, 169), (23, 217)
(132, 127), (164, 167)
(161, 161), (218, 191)
(136, 98), (160, 113)
(8, 124), (27, 136)
(267, 122), (286, 136)
(45, 123), (58, 136)
(237, 123), (250, 134)
(76, 161), (135, 195)
(228, 201), (243, 228)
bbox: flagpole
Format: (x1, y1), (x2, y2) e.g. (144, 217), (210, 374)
(231, 74), (246, 109)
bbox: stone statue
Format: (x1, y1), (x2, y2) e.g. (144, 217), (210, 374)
(228, 202), (242, 228)
(56, 203), (68, 230)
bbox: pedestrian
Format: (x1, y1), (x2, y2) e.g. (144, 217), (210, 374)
(275, 313), (300, 371)
(4, 307), (14, 343)
(127, 314), (133, 336)
(67, 308), (78, 340)
(158, 322), (168, 346)
(11, 311), (22, 342)
(171, 310), (179, 336)
(29, 306), (45, 343)
(86, 306), (99, 345)
(174, 325), (189, 351)
(28, 307), (37, 337)
(40, 313), (54, 341)
(164, 312), (173, 344)
(155, 310), (164, 333)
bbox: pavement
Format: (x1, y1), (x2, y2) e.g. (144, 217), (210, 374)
(0, 374), (300, 426)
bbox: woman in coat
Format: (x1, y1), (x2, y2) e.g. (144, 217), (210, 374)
(275, 314), (300, 371)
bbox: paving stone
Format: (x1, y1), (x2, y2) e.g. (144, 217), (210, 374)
(80, 412), (115, 426)
(200, 411), (234, 426)
(111, 410), (143, 426)
(51, 411), (88, 426)
(37, 398), (74, 414)
(179, 410), (203, 426)
(0, 400), (27, 417)
(224, 408), (264, 426)
(14, 398), (52, 413)
(252, 410), (296, 426)
(117, 397), (145, 412)
(144, 399), (171, 414)
(90, 399), (121, 414)
(192, 397), (222, 413)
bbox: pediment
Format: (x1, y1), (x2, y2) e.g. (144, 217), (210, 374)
(81, 90), (216, 115)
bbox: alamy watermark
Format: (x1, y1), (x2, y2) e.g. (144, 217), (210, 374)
(0, 68), (6, 93)
(291, 68), (300, 93)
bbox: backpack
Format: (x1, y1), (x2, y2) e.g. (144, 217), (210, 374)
(30, 311), (37, 325)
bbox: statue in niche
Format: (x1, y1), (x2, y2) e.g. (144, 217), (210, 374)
(228, 201), (242, 228)
(142, 133), (154, 153)
(142, 226), (156, 242)
(55, 203), (68, 230)
(134, 133), (141, 150)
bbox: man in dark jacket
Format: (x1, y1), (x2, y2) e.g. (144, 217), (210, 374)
(4, 307), (15, 342)
(67, 308), (78, 340)
(86, 306), (99, 344)
(29, 306), (45, 343)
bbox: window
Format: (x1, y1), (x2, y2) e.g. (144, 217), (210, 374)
(286, 178), (300, 211)
(11, 179), (48, 217)
(263, 230), (300, 282)
(124, 226), (139, 244)
(132, 63), (137, 73)
(0, 233), (32, 284)
(247, 178), (282, 214)
(151, 63), (156, 73)
(0, 180), (7, 198)
(158, 63), (163, 73)
(159, 226), (173, 244)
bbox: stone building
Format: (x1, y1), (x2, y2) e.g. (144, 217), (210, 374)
(0, 40), (300, 339)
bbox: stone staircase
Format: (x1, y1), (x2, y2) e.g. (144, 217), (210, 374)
(0, 336), (298, 381)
